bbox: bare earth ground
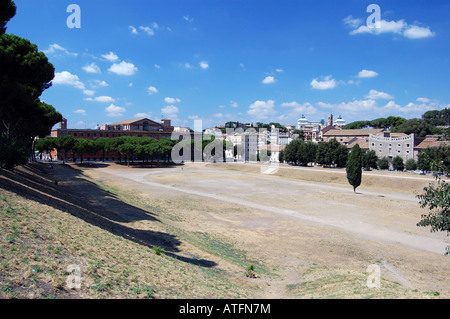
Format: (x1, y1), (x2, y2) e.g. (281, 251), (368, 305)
(83, 161), (449, 298)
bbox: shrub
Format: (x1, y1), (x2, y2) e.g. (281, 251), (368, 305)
(393, 156), (404, 171)
(405, 158), (417, 171)
(377, 157), (389, 170)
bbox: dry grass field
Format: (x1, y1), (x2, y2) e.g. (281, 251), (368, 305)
(0, 161), (449, 299)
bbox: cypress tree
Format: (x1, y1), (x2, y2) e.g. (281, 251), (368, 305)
(346, 144), (362, 192)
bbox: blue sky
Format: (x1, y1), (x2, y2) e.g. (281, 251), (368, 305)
(6, 0), (450, 129)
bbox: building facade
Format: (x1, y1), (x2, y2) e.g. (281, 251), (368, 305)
(369, 132), (415, 163)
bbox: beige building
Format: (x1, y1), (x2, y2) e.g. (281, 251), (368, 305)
(322, 128), (384, 144)
(369, 132), (415, 163)
(225, 132), (258, 161)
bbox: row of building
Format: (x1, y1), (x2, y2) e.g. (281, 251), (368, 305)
(48, 114), (448, 165)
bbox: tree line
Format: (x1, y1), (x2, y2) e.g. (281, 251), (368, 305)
(0, 0), (62, 169)
(343, 110), (450, 138)
(34, 135), (178, 165)
(279, 137), (450, 174)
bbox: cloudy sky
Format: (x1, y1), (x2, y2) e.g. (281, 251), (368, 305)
(7, 0), (450, 129)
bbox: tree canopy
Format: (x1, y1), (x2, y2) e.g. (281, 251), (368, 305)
(346, 144), (362, 192)
(0, 0), (16, 34)
(0, 1), (61, 168)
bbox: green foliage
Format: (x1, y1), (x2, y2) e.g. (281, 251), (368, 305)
(282, 140), (318, 166)
(34, 136), (56, 160)
(392, 118), (441, 137)
(54, 135), (75, 163)
(0, 138), (28, 169)
(73, 139), (95, 164)
(0, 0), (16, 34)
(346, 144), (362, 192)
(152, 246), (164, 256)
(361, 150), (378, 170)
(405, 158), (417, 171)
(0, 10), (61, 168)
(416, 157), (450, 244)
(422, 108), (450, 126)
(417, 145), (450, 174)
(343, 116), (406, 130)
(392, 156), (404, 171)
(316, 139), (348, 167)
(377, 157), (389, 170)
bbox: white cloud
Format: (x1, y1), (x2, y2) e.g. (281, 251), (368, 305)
(317, 99), (376, 112)
(199, 61), (209, 69)
(275, 68), (283, 73)
(365, 89), (393, 100)
(73, 109), (87, 116)
(108, 61), (138, 75)
(105, 104), (126, 117)
(82, 90), (96, 96)
(161, 105), (179, 118)
(350, 19), (407, 35)
(416, 97), (430, 103)
(230, 101), (239, 108)
(403, 25), (435, 39)
(380, 100), (435, 115)
(85, 96), (115, 103)
(184, 63), (193, 69)
(247, 100), (277, 119)
(53, 71), (93, 96)
(101, 51), (119, 62)
(90, 80), (109, 88)
(262, 76), (276, 84)
(154, 64), (161, 69)
(139, 26), (154, 35)
(348, 18), (435, 39)
(310, 75), (337, 90)
(53, 71), (85, 89)
(343, 15), (363, 29)
(358, 69), (378, 78)
(128, 25), (138, 35)
(42, 43), (78, 57)
(183, 15), (194, 22)
(281, 101), (318, 115)
(164, 97), (181, 104)
(134, 112), (152, 118)
(147, 86), (158, 95)
(212, 112), (232, 119)
(82, 63), (101, 74)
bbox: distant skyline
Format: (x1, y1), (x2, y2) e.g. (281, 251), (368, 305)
(7, 0), (450, 129)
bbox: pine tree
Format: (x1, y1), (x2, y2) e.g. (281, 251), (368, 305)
(346, 144), (362, 192)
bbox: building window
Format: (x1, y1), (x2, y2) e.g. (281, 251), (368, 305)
(406, 144), (410, 147)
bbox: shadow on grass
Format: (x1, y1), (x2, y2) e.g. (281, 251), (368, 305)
(0, 162), (216, 268)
